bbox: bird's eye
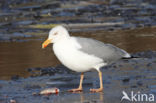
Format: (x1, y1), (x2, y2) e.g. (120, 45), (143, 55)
(54, 32), (58, 35)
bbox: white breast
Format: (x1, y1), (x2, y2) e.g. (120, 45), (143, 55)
(53, 37), (103, 72)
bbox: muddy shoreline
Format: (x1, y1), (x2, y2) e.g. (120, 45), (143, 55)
(0, 51), (156, 103)
(0, 0), (156, 42)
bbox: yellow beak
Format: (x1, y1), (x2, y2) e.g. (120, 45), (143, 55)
(42, 39), (51, 49)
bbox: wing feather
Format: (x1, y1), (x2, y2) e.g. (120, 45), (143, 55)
(75, 37), (130, 64)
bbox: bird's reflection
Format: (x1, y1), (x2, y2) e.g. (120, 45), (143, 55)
(78, 92), (104, 103)
(80, 92), (84, 103)
(99, 92), (104, 102)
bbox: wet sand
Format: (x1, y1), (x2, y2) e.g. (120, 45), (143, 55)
(0, 55), (156, 103)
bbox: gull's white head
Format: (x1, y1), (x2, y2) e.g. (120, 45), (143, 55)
(42, 25), (70, 48)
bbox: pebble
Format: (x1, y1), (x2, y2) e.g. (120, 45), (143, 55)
(11, 75), (19, 81)
(131, 85), (137, 88)
(122, 78), (130, 83)
(136, 81), (143, 86)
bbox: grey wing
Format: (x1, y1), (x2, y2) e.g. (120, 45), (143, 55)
(75, 37), (130, 64)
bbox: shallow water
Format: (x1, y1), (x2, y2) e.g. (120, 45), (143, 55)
(0, 57), (156, 103)
(0, 27), (156, 80)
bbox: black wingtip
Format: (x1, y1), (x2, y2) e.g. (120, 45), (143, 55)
(122, 55), (140, 59)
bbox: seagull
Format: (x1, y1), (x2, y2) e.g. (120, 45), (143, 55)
(42, 25), (131, 92)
